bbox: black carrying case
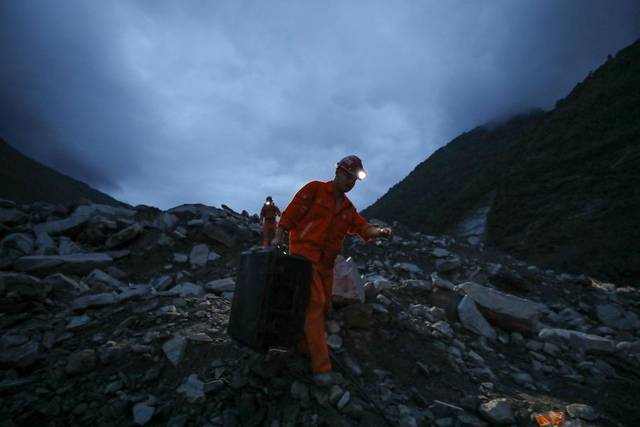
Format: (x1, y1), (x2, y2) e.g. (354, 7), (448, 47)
(228, 247), (312, 352)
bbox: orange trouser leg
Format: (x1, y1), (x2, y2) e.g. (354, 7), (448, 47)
(262, 222), (276, 247)
(305, 262), (334, 373)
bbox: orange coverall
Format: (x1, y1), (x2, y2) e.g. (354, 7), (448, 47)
(279, 180), (371, 373)
(260, 203), (281, 247)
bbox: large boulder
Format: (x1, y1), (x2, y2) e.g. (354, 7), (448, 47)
(455, 282), (547, 335)
(457, 295), (496, 340)
(538, 328), (617, 354)
(104, 223), (143, 249)
(189, 244), (209, 268)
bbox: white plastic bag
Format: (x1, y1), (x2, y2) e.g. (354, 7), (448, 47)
(332, 255), (365, 303)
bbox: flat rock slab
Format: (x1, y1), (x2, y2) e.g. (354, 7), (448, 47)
(73, 204), (136, 220)
(456, 282), (547, 334)
(538, 328), (617, 354)
(14, 253), (113, 275)
(33, 215), (89, 236)
(72, 293), (117, 311)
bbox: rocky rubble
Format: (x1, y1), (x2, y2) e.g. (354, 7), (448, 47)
(1, 198), (639, 426)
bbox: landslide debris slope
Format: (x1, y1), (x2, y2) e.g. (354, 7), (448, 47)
(363, 40), (640, 285)
(1, 200), (639, 426)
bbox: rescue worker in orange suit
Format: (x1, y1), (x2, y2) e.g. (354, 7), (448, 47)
(260, 196), (281, 247)
(272, 155), (392, 385)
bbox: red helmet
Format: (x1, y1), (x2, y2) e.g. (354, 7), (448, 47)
(337, 155), (367, 180)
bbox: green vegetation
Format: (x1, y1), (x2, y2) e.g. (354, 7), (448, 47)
(364, 40), (640, 283)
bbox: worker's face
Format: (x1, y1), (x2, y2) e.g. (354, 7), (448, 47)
(335, 168), (357, 193)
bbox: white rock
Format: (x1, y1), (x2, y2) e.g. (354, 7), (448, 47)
(456, 282), (547, 334)
(204, 277), (235, 293)
(133, 402), (154, 425)
(327, 334), (343, 350)
(162, 336), (187, 367)
(432, 248), (450, 258)
(169, 282), (204, 297)
(432, 320), (454, 338)
(431, 272), (455, 290)
(66, 315), (91, 330)
(393, 262), (423, 275)
(173, 253), (188, 263)
(189, 244), (209, 268)
(458, 296), (496, 340)
(176, 374), (205, 402)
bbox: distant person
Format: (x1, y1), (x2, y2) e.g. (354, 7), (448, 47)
(260, 196), (281, 247)
(272, 155), (392, 385)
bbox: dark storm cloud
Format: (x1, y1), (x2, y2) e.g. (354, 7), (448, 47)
(1, 1), (639, 212)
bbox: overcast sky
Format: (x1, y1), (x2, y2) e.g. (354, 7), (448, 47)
(1, 1), (639, 213)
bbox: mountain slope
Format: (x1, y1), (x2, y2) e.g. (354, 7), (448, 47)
(0, 138), (123, 206)
(364, 40), (640, 283)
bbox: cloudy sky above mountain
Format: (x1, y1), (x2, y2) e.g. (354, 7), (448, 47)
(1, 1), (639, 212)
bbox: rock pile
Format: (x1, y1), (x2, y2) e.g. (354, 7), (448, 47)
(1, 199), (639, 426)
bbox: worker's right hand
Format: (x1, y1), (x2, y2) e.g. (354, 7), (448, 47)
(271, 235), (282, 246)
